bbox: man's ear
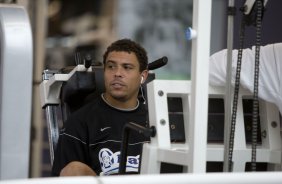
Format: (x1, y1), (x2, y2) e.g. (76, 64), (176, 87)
(140, 70), (149, 84)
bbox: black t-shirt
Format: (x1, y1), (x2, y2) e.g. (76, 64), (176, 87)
(52, 95), (149, 176)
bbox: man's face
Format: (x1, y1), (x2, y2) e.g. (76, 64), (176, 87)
(104, 51), (146, 103)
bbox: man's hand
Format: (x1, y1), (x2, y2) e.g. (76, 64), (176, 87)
(60, 161), (97, 176)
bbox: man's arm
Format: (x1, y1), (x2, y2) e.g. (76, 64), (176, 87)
(60, 161), (97, 176)
(209, 43), (282, 113)
(52, 111), (95, 176)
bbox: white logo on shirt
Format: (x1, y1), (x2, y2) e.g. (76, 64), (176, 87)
(100, 127), (111, 132)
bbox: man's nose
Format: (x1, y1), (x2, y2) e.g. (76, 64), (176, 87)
(114, 66), (123, 77)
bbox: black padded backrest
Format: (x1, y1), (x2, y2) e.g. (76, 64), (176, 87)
(60, 66), (105, 123)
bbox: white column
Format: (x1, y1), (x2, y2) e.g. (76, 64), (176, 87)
(0, 5), (33, 179)
(188, 0), (212, 173)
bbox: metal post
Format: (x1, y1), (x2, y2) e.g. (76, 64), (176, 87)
(45, 105), (60, 165)
(223, 0), (235, 172)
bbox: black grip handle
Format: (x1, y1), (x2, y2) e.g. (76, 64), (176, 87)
(148, 56), (168, 70)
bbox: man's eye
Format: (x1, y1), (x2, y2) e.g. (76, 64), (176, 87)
(107, 64), (115, 69)
(124, 65), (133, 70)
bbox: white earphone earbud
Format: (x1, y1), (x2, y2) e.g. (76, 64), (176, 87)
(141, 76), (144, 84)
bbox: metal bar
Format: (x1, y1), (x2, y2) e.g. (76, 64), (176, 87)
(45, 105), (60, 165)
(223, 0), (235, 172)
(119, 122), (155, 174)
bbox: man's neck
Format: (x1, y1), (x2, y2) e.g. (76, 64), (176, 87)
(102, 93), (139, 110)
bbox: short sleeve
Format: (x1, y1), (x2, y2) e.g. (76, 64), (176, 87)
(52, 113), (90, 176)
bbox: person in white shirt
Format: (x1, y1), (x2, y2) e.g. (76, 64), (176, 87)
(209, 43), (282, 114)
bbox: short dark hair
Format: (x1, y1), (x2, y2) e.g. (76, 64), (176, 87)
(103, 38), (148, 72)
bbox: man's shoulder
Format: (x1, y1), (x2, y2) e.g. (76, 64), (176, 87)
(75, 96), (104, 114)
(65, 96), (103, 121)
(63, 96), (105, 128)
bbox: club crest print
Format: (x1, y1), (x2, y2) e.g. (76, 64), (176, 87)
(98, 148), (140, 175)
(99, 148), (114, 169)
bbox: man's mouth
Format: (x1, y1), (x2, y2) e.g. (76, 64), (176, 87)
(111, 81), (125, 88)
(112, 83), (123, 87)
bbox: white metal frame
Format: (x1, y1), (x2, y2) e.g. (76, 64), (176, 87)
(39, 65), (93, 107)
(1, 172), (282, 184)
(141, 80), (281, 173)
(39, 64), (93, 164)
(188, 0), (212, 172)
(141, 80), (191, 173)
